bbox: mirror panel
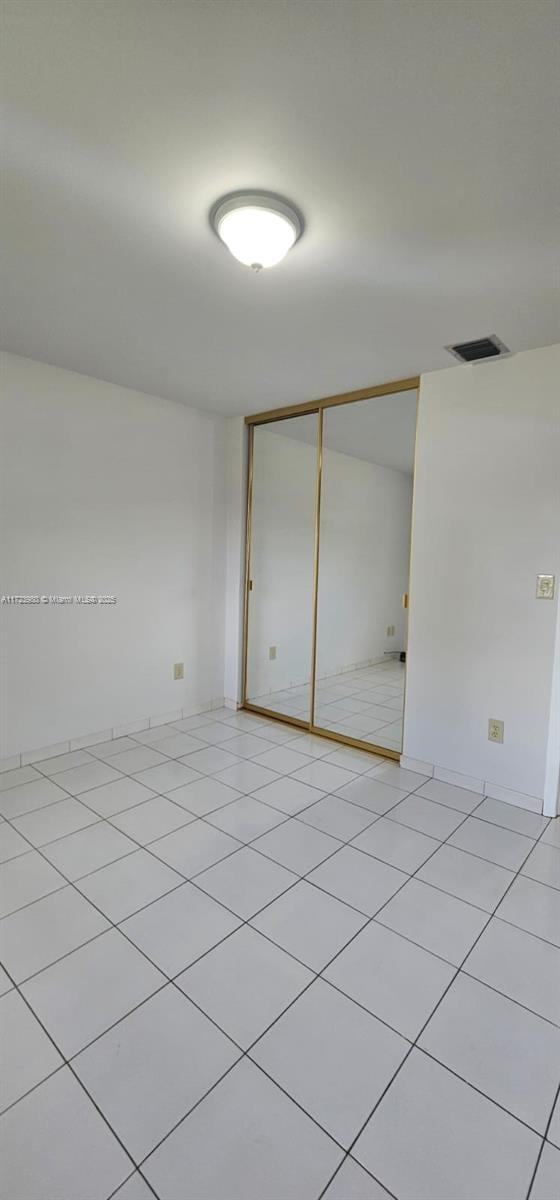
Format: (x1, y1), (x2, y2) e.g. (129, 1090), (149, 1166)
(313, 391), (417, 753)
(245, 413), (318, 720)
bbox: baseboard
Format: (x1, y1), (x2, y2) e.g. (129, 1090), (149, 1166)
(400, 754), (545, 814)
(1, 696), (226, 769)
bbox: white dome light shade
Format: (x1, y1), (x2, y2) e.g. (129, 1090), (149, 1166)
(211, 192), (303, 270)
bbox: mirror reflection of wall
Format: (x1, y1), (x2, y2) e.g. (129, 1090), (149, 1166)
(314, 391), (417, 752)
(245, 413), (318, 719)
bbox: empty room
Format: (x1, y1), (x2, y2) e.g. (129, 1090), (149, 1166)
(0, 2), (559, 1199)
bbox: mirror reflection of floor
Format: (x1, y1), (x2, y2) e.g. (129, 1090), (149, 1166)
(250, 659), (405, 752)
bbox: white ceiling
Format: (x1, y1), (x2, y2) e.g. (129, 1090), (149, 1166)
(264, 390), (418, 474)
(1, 0), (558, 416)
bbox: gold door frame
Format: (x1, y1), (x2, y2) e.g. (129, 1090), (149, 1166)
(241, 374), (420, 760)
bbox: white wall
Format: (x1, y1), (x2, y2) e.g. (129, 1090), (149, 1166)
(404, 344), (560, 811)
(246, 425), (413, 698)
(0, 352), (226, 759)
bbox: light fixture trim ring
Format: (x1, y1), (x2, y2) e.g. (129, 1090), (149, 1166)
(209, 190), (305, 248)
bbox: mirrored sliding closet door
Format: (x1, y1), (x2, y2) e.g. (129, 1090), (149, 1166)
(245, 413), (319, 724)
(313, 390), (417, 754)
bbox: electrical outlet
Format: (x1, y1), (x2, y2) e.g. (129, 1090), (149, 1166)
(173, 662), (184, 680)
(488, 718), (504, 744)
(536, 574), (555, 599)
(268, 646), (277, 661)
(386, 625), (395, 637)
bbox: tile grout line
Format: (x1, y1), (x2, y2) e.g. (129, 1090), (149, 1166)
(317, 812), (557, 1199)
(2, 731), (558, 1197)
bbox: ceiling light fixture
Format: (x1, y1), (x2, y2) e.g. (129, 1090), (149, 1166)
(210, 191), (303, 271)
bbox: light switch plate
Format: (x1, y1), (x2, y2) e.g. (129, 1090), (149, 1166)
(173, 662), (184, 680)
(536, 574), (555, 599)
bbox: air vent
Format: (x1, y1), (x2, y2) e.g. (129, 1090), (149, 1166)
(446, 335), (510, 364)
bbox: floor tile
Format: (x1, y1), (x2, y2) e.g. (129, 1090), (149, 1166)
(76, 849), (183, 922)
(291, 760), (357, 792)
(170, 714), (220, 734)
(219, 711), (269, 732)
(0, 823), (32, 863)
(325, 919), (455, 1039)
(415, 778), (482, 813)
(0, 989), (63, 1111)
(252, 978), (407, 1147)
(177, 924), (312, 1049)
(463, 917), (560, 1025)
(143, 1057), (342, 1200)
(195, 844), (296, 919)
(80, 776), (157, 817)
(0, 765), (41, 792)
(109, 795), (195, 844)
(368, 763), (429, 792)
(298, 794), (377, 841)
(0, 884), (109, 982)
(548, 1091), (560, 1148)
(131, 724), (181, 744)
(253, 818), (340, 875)
(74, 984), (238, 1160)
(542, 818), (560, 848)
(205, 795), (286, 841)
(152, 732), (207, 759)
(522, 841), (560, 890)
(417, 843), (514, 912)
(216, 760), (281, 793)
(220, 729), (279, 758)
(530, 1142), (560, 1200)
(377, 877), (488, 965)
(450, 815), (535, 871)
(322, 1158), (392, 1199)
(252, 879), (366, 972)
(0, 776), (69, 819)
(121, 881), (241, 975)
(36, 749), (97, 775)
(0, 1067), (131, 1200)
(54, 760), (123, 794)
(112, 1173), (155, 1200)
(353, 1049), (539, 1200)
(496, 875), (560, 946)
(335, 775), (407, 814)
(0, 963), (13, 996)
(252, 776), (325, 815)
(42, 820), (136, 880)
(89, 736), (142, 759)
(251, 745), (314, 775)
(323, 747), (383, 774)
(351, 816), (439, 873)
(181, 746), (241, 776)
(12, 796), (99, 847)
(0, 850), (65, 919)
(188, 721), (243, 745)
(420, 971), (560, 1133)
(388, 794), (465, 840)
(133, 759), (202, 793)
(167, 775), (241, 816)
(150, 820), (241, 877)
(308, 846), (407, 916)
(107, 746), (169, 774)
(475, 796), (549, 838)
(284, 734), (335, 757)
(22, 928), (164, 1056)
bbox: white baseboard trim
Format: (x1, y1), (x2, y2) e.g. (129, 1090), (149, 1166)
(2, 697), (226, 769)
(400, 754), (545, 814)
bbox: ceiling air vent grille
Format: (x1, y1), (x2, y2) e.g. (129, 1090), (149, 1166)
(446, 335), (510, 363)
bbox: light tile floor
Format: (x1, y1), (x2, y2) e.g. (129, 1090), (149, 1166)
(0, 706), (559, 1200)
(252, 659), (406, 752)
